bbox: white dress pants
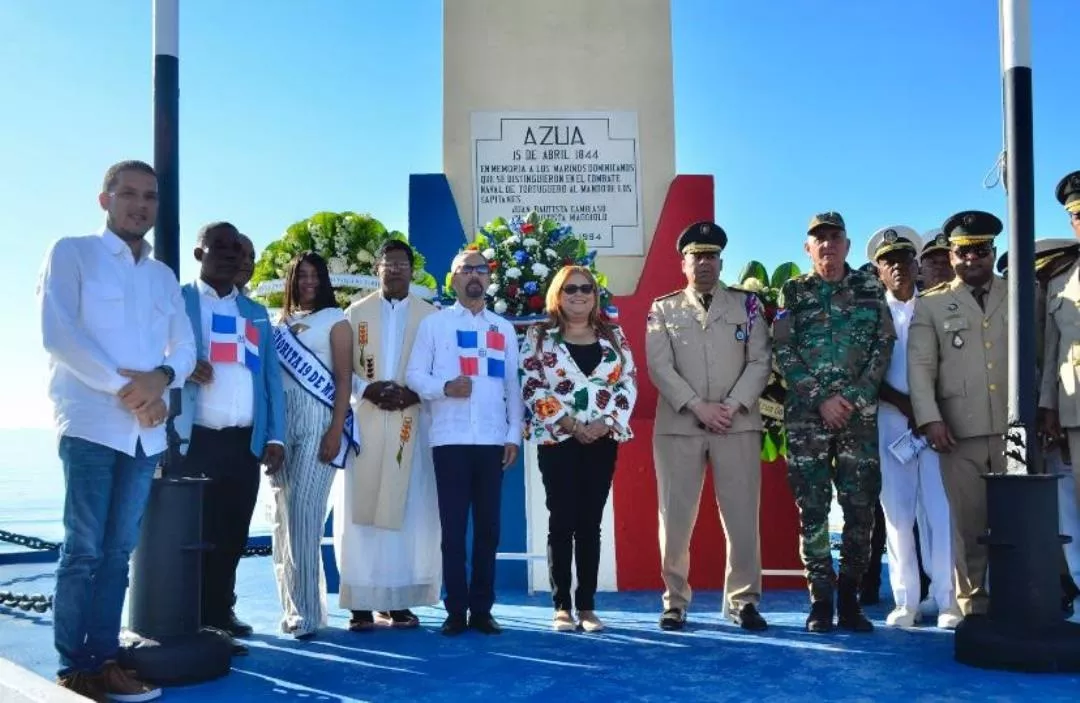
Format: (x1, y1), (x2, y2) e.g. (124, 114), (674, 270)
(1047, 447), (1080, 590)
(877, 408), (955, 610)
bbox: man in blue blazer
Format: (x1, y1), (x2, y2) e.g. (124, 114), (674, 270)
(175, 222), (286, 639)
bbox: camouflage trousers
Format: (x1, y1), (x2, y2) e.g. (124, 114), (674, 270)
(786, 417), (882, 602)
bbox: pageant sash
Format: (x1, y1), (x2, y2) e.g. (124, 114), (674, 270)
(273, 323), (361, 468)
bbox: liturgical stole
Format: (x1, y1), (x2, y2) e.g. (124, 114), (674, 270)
(347, 292), (434, 530)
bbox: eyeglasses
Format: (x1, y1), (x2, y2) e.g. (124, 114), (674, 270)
(953, 245), (993, 259)
(456, 264), (490, 275)
(562, 283), (595, 295)
(378, 261), (411, 271)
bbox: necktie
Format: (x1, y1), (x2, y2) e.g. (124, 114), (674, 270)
(700, 294), (713, 311)
(973, 287), (986, 311)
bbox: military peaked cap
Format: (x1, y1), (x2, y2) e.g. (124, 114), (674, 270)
(996, 237), (1079, 275)
(942, 210), (1002, 247)
(920, 229), (950, 258)
(866, 225), (921, 262)
(676, 221), (728, 255)
(1056, 171), (1080, 214)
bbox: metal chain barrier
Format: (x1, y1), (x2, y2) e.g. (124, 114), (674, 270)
(0, 530), (60, 552)
(0, 528), (271, 613)
(0, 592), (52, 613)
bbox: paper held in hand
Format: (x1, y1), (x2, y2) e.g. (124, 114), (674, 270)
(888, 429), (929, 465)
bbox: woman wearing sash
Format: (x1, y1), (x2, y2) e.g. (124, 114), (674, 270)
(519, 265), (638, 632)
(270, 252), (355, 639)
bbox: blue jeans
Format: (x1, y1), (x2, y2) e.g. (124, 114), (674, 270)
(54, 436), (160, 676)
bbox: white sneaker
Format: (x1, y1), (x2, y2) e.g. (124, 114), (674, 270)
(937, 607), (963, 630)
(552, 610), (576, 632)
(917, 596), (939, 619)
(885, 606), (920, 627)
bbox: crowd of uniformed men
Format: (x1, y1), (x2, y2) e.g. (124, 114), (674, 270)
(648, 169), (1080, 634)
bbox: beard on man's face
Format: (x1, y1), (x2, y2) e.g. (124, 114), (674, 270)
(465, 280), (484, 298)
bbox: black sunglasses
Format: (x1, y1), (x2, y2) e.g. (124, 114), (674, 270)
(562, 283), (595, 295)
(954, 245), (993, 259)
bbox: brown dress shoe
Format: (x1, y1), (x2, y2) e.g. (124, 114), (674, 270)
(57, 671), (107, 702)
(99, 661), (162, 702)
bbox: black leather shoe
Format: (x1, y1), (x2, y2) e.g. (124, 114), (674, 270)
(231, 640), (249, 656)
(222, 611), (253, 637)
(659, 608), (686, 631)
(468, 613), (502, 635)
(805, 600), (834, 633)
(441, 613), (468, 636)
(734, 603), (768, 632)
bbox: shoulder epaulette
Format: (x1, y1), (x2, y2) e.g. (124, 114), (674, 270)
(917, 282), (949, 298)
(653, 289), (683, 302)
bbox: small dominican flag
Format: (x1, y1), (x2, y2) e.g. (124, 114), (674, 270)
(457, 328), (506, 378)
(209, 313), (261, 373)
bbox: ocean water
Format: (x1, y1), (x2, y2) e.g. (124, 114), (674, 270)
(0, 428), (274, 553)
(0, 427), (844, 555)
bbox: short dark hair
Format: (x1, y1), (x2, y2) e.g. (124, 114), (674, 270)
(102, 160), (156, 192)
(282, 251), (337, 317)
(197, 221), (239, 247)
(375, 239), (415, 268)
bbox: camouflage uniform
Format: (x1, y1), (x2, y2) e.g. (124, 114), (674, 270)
(773, 265), (895, 601)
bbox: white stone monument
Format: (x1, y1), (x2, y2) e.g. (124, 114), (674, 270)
(444, 0), (675, 294)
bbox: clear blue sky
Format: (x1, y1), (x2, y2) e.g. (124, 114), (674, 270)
(0, 0), (1076, 428)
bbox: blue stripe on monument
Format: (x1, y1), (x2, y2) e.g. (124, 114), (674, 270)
(408, 173), (528, 591)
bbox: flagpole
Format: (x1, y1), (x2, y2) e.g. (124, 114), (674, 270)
(153, 0), (180, 277)
(954, 0), (1080, 672)
(1001, 0), (1037, 476)
(120, 0), (234, 685)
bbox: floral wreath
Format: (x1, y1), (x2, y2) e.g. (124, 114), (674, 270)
(249, 211), (438, 309)
(441, 211), (618, 326)
(737, 260), (802, 462)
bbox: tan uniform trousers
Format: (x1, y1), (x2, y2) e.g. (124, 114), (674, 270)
(938, 435), (1005, 616)
(655, 431), (761, 615)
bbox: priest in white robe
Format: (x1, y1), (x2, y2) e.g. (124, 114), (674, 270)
(332, 239), (441, 630)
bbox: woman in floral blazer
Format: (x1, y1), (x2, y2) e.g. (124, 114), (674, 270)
(519, 265), (637, 633)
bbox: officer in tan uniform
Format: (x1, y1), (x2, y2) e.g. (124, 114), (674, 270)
(919, 229), (955, 291)
(646, 221), (771, 632)
(907, 210), (1007, 617)
(1038, 171), (1080, 622)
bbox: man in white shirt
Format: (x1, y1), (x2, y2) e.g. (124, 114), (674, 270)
(867, 226), (960, 630)
(38, 159), (196, 701)
(174, 222), (286, 641)
(406, 250), (523, 636)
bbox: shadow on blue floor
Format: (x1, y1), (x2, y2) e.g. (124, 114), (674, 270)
(3, 558), (1080, 702)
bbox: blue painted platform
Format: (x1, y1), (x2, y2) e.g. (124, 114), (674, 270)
(2, 556), (1079, 702)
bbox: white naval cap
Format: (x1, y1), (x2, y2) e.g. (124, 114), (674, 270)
(865, 225), (922, 263)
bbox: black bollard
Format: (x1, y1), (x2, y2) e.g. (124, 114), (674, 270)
(954, 474), (1080, 672)
(118, 390), (233, 685)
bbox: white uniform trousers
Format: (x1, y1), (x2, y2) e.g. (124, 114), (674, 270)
(877, 408), (954, 610)
(271, 389), (338, 636)
(1048, 446), (1080, 590)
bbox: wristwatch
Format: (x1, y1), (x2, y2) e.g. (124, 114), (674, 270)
(603, 416), (615, 428)
(155, 365), (176, 386)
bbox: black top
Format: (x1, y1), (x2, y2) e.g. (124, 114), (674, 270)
(565, 341), (602, 376)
